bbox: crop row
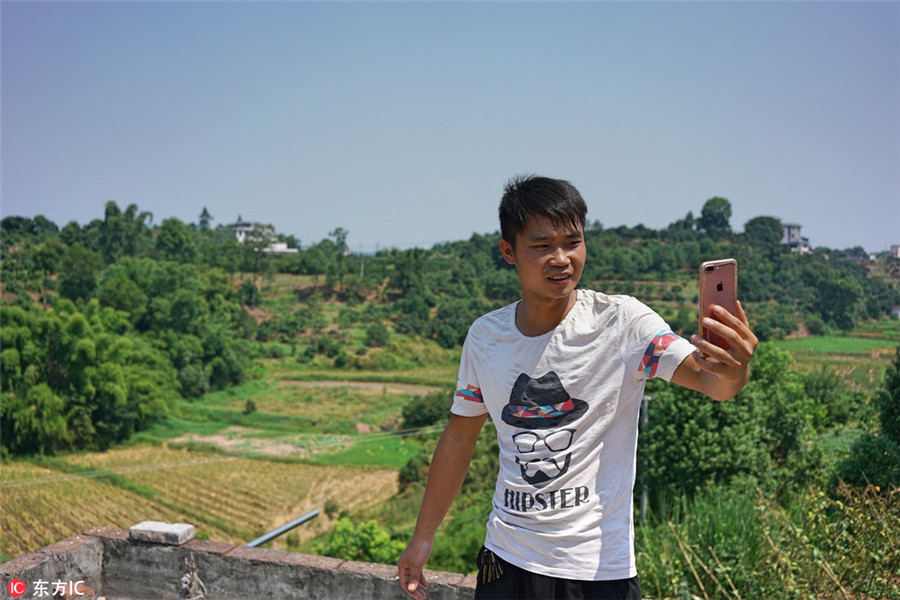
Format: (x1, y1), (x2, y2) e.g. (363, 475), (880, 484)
(1, 472), (181, 559)
(1, 446), (398, 559)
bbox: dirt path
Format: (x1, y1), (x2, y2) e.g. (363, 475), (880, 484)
(277, 380), (439, 396)
(169, 426), (354, 459)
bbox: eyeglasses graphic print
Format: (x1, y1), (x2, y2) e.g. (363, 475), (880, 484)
(513, 429), (575, 454)
(512, 428), (577, 487)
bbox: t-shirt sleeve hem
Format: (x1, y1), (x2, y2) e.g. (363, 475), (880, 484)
(450, 402), (489, 418)
(652, 337), (697, 382)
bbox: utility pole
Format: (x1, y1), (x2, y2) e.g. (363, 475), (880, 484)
(639, 394), (654, 526)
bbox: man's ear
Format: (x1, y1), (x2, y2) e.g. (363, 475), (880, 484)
(498, 238), (516, 265)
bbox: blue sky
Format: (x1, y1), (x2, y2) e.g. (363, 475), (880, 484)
(2, 1), (898, 253)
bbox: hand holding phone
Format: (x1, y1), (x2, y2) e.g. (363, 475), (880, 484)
(698, 259), (737, 350)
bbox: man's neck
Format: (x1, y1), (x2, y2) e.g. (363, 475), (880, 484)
(515, 291), (579, 337)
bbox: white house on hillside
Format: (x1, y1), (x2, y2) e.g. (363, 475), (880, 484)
(782, 222), (811, 254)
(231, 220), (297, 255)
(232, 221), (258, 245)
(262, 242), (299, 255)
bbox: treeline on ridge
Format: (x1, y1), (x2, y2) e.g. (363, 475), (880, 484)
(1, 197), (898, 457)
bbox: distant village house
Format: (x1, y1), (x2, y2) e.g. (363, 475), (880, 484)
(781, 222), (811, 254)
(262, 242), (298, 255)
(231, 220), (298, 255)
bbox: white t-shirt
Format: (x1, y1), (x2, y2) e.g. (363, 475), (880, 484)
(450, 289), (696, 581)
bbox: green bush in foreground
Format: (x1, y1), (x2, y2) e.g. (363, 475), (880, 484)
(314, 517), (405, 565)
(636, 482), (900, 600)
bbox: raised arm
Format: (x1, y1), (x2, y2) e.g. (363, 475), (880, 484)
(397, 412), (488, 599)
(671, 301), (758, 401)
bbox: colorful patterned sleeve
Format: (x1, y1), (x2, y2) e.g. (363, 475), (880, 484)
(450, 335), (489, 418)
(623, 297), (697, 382)
(639, 329), (684, 379)
(455, 385), (484, 404)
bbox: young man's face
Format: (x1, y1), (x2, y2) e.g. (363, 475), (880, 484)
(499, 215), (586, 304)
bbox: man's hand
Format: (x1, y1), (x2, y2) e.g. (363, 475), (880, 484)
(674, 301), (758, 401)
(396, 414), (485, 599)
(397, 537), (432, 599)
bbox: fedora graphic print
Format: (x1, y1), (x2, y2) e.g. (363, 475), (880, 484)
(502, 371), (587, 487)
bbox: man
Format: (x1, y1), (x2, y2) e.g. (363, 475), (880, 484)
(398, 175), (757, 599)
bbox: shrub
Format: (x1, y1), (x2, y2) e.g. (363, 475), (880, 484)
(178, 364), (210, 398)
(401, 391), (453, 430)
(398, 453), (429, 490)
(636, 483), (900, 600)
(365, 321), (389, 348)
(315, 517), (405, 565)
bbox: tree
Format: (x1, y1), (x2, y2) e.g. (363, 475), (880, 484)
(0, 215), (58, 240)
(401, 390), (453, 429)
(30, 215), (59, 238)
(0, 300), (179, 455)
(641, 343), (816, 505)
(2, 383), (69, 454)
(391, 248), (426, 296)
(200, 230), (242, 280)
(155, 217), (197, 263)
(58, 244), (105, 302)
(59, 221), (85, 247)
(697, 197), (733, 239)
(836, 347), (900, 492)
(429, 298), (476, 349)
(328, 227), (350, 292)
(329, 227), (349, 253)
(238, 223), (275, 273)
(877, 348), (900, 445)
(812, 270), (863, 330)
(99, 201), (153, 262)
(98, 273), (148, 323)
(198, 207), (213, 232)
(364, 321), (389, 347)
(393, 294), (430, 335)
(1, 216), (34, 236)
(239, 280), (260, 308)
(743, 216), (784, 250)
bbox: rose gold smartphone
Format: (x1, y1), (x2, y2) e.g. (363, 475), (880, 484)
(699, 259), (737, 350)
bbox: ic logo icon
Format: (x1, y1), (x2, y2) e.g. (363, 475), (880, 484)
(7, 579), (26, 597)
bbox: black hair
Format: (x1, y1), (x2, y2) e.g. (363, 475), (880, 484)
(499, 174), (588, 247)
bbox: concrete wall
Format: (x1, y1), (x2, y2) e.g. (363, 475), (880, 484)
(1, 523), (476, 600)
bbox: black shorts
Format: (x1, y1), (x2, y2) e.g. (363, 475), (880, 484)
(473, 547), (642, 600)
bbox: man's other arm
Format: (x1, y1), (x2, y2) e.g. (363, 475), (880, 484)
(397, 412), (488, 600)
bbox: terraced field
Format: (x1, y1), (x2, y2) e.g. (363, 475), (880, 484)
(1, 445), (397, 560)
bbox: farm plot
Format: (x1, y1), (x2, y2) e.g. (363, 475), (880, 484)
(773, 336), (898, 389)
(1, 459), (187, 560)
(229, 379), (437, 429)
(2, 445), (397, 560)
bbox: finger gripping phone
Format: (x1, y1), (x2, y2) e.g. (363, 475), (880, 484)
(699, 258), (737, 350)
